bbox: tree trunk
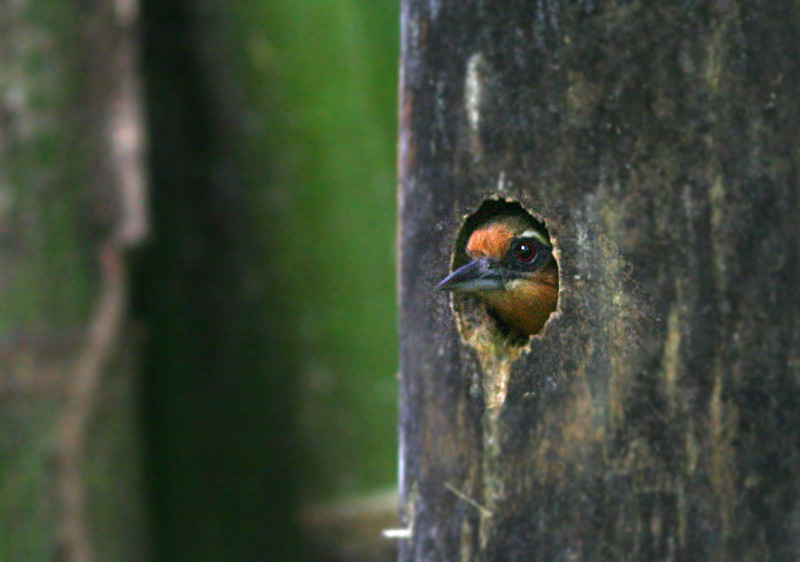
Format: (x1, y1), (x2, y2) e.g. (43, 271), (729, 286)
(399, 2), (800, 561)
(138, 1), (399, 560)
(0, 1), (148, 561)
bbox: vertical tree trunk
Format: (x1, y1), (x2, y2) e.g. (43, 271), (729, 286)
(138, 1), (308, 560)
(0, 1), (148, 561)
(139, 1), (399, 560)
(399, 2), (800, 561)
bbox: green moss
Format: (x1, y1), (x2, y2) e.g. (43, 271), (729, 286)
(0, 1), (94, 337)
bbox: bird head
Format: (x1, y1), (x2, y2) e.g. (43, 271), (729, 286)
(437, 213), (558, 336)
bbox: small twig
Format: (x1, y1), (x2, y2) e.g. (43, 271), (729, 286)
(382, 528), (413, 539)
(56, 245), (127, 562)
(382, 486), (415, 541)
(444, 482), (493, 517)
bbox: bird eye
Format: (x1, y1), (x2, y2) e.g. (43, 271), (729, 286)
(512, 240), (537, 263)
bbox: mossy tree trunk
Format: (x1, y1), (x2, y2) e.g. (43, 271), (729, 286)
(399, 2), (800, 561)
(139, 0), (398, 560)
(0, 1), (148, 561)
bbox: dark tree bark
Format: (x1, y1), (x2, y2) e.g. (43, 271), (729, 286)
(399, 2), (800, 561)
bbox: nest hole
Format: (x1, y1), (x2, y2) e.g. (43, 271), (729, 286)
(448, 198), (559, 349)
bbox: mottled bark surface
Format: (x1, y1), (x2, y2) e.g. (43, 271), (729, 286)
(0, 1), (147, 561)
(399, 2), (800, 561)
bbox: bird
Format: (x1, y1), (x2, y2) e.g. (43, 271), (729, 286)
(437, 213), (558, 336)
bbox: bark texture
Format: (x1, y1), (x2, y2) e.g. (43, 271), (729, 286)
(0, 1), (147, 560)
(399, 2), (800, 561)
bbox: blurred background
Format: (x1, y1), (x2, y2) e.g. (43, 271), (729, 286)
(1, 1), (399, 561)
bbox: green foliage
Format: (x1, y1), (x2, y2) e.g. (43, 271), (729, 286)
(232, 0), (399, 499)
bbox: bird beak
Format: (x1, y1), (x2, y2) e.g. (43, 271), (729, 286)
(436, 258), (505, 293)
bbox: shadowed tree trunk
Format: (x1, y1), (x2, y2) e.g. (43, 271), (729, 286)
(399, 2), (800, 561)
(138, 1), (398, 560)
(0, 1), (148, 561)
